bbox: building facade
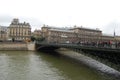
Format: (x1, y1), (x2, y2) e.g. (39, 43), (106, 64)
(47, 28), (76, 43)
(7, 18), (31, 41)
(70, 26), (102, 43)
(33, 29), (42, 38)
(0, 26), (7, 40)
(41, 25), (103, 44)
(101, 35), (114, 41)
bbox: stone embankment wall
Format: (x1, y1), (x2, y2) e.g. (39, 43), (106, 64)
(27, 42), (36, 51)
(0, 42), (35, 51)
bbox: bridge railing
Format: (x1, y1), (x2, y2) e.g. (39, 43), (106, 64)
(36, 41), (120, 50)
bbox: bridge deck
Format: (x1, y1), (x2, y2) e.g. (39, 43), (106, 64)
(36, 42), (120, 53)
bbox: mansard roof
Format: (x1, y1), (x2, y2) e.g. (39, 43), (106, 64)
(42, 25), (102, 32)
(71, 26), (102, 32)
(10, 18), (31, 27)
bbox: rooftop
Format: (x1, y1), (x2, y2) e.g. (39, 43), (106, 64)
(71, 26), (102, 32)
(42, 25), (102, 32)
(49, 28), (74, 33)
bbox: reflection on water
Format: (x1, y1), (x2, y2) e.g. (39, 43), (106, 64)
(0, 51), (119, 80)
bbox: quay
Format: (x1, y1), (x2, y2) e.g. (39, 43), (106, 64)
(0, 42), (35, 51)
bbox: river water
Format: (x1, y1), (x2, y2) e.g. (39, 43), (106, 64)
(0, 51), (119, 80)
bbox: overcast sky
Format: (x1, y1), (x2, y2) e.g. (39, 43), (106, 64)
(0, 0), (120, 35)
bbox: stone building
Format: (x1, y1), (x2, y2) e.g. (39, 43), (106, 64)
(7, 18), (31, 41)
(47, 28), (76, 43)
(41, 25), (53, 38)
(0, 26), (7, 41)
(33, 29), (42, 38)
(101, 34), (115, 42)
(115, 36), (120, 41)
(70, 26), (102, 43)
(41, 25), (103, 43)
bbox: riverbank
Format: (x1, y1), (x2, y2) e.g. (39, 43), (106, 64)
(0, 42), (35, 51)
(56, 48), (120, 78)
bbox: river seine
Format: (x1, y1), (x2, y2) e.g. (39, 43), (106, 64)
(0, 51), (119, 80)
